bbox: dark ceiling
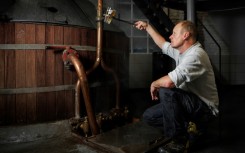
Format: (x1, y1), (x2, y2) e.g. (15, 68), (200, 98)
(161, 0), (245, 12)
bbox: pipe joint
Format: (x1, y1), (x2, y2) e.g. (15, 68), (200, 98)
(62, 48), (79, 70)
(96, 16), (104, 22)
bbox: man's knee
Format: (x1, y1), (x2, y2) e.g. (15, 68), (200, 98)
(142, 109), (152, 123)
(158, 88), (176, 105)
(142, 106), (164, 128)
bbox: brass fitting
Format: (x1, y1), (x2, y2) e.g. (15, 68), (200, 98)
(187, 121), (198, 134)
(80, 116), (90, 137)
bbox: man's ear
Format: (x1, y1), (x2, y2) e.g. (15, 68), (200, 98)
(183, 32), (190, 40)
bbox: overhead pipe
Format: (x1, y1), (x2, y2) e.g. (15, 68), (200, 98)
(87, 0), (121, 109)
(86, 0), (103, 75)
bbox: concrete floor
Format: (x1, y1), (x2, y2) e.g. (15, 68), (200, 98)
(0, 120), (98, 153)
(0, 85), (245, 153)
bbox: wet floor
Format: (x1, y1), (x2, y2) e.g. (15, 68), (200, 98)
(0, 85), (245, 153)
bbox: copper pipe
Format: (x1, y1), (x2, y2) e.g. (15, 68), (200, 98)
(46, 46), (68, 50)
(75, 80), (81, 119)
(68, 53), (99, 135)
(86, 0), (103, 75)
(46, 46), (82, 120)
(47, 0), (121, 135)
(91, 0), (121, 109)
(101, 59), (120, 109)
(94, 0), (120, 109)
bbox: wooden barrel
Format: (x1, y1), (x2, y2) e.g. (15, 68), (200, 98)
(0, 22), (129, 125)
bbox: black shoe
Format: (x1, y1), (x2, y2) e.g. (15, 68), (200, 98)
(157, 139), (187, 153)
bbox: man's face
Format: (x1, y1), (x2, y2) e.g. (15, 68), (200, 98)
(169, 23), (184, 49)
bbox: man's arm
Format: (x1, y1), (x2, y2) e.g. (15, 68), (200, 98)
(150, 75), (175, 100)
(135, 21), (166, 48)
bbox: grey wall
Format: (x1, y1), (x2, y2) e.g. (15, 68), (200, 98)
(200, 8), (245, 84)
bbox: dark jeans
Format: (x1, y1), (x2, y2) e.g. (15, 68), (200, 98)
(143, 88), (214, 138)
